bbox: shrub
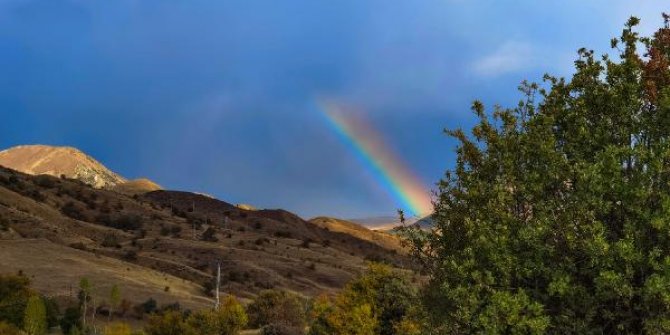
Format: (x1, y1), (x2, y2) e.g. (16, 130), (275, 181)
(101, 233), (121, 248)
(0, 215), (9, 231)
(103, 322), (132, 335)
(23, 295), (46, 335)
(60, 201), (86, 221)
(186, 296), (247, 335)
(0, 274), (32, 328)
(140, 298), (158, 315)
(0, 322), (23, 335)
(248, 290), (306, 330)
(274, 231), (292, 239)
(33, 175), (56, 188)
(201, 227), (218, 242)
(123, 250), (138, 261)
(145, 310), (195, 335)
(111, 214), (143, 231)
(261, 324), (305, 335)
(59, 307), (82, 335)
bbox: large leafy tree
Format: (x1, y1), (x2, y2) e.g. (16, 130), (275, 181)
(405, 15), (670, 334)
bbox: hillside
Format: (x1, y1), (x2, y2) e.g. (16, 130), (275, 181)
(0, 166), (409, 309)
(309, 216), (404, 251)
(112, 178), (163, 195)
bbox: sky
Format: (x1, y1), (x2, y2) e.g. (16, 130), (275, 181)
(0, 0), (668, 219)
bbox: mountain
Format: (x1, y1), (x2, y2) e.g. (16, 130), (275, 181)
(0, 163), (409, 309)
(0, 145), (126, 188)
(309, 217), (404, 251)
(112, 178), (163, 195)
(0, 145), (164, 196)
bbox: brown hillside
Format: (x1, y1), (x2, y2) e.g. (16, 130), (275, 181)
(309, 217), (405, 252)
(0, 166), (410, 308)
(112, 178), (163, 195)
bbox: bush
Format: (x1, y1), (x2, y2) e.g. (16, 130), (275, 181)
(248, 290), (306, 330)
(27, 190), (46, 202)
(111, 214), (143, 231)
(0, 322), (23, 335)
(61, 201), (86, 221)
(103, 322), (132, 335)
(186, 296), (247, 335)
(145, 310), (195, 335)
(0, 274), (32, 328)
(201, 227), (218, 242)
(101, 233), (121, 248)
(123, 250), (138, 261)
(33, 175), (56, 188)
(261, 324), (305, 335)
(274, 231), (292, 239)
(60, 307), (82, 335)
(0, 215), (9, 231)
(139, 298), (158, 315)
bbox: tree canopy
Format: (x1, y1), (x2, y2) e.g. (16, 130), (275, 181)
(404, 15), (670, 334)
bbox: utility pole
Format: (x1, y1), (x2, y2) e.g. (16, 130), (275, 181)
(214, 261), (221, 310)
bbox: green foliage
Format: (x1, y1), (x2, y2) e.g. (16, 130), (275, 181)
(308, 295), (375, 335)
(109, 285), (121, 320)
(59, 307), (82, 335)
(403, 15), (670, 334)
(217, 295), (248, 335)
(146, 296), (247, 335)
(0, 274), (32, 328)
(22, 295), (46, 335)
(103, 322), (132, 335)
(145, 311), (196, 335)
(308, 264), (417, 335)
(247, 290), (306, 330)
(0, 321), (24, 335)
(260, 323), (304, 335)
(42, 296), (59, 329)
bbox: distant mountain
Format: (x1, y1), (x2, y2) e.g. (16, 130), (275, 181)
(0, 145), (126, 188)
(309, 216), (404, 251)
(112, 178), (163, 195)
(351, 214), (434, 232)
(0, 145), (162, 195)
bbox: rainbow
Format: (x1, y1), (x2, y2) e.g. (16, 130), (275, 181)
(317, 99), (433, 217)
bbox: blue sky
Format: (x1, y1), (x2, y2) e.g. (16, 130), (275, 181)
(0, 0), (667, 218)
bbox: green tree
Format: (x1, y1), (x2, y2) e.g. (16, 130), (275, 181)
(0, 274), (32, 328)
(23, 295), (46, 335)
(109, 285), (121, 321)
(103, 322), (132, 335)
(218, 295), (248, 335)
(144, 310), (196, 335)
(342, 263), (418, 335)
(187, 297), (248, 335)
(78, 278), (91, 329)
(308, 295), (376, 335)
(0, 321), (24, 335)
(247, 289), (306, 331)
(403, 14), (670, 334)
(59, 307), (82, 335)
